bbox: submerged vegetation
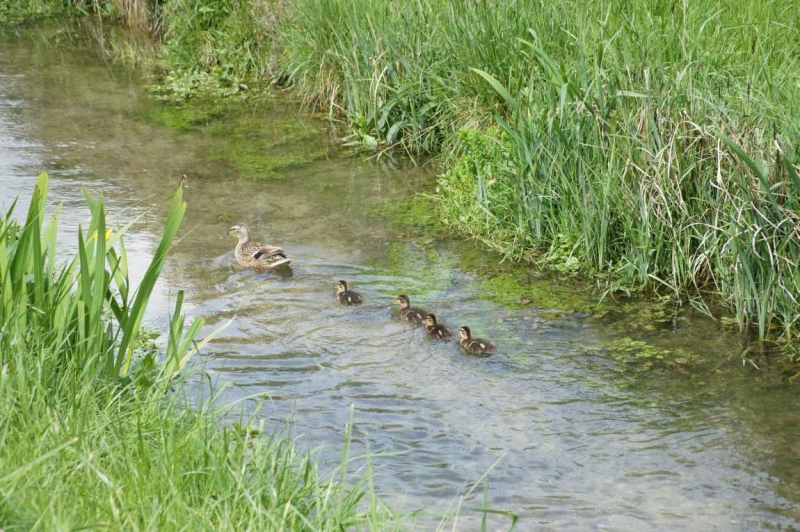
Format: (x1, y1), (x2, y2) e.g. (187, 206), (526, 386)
(3, 1), (799, 354)
(139, 99), (327, 178)
(0, 175), (393, 529)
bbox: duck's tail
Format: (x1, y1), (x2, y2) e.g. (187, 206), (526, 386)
(264, 257), (292, 269)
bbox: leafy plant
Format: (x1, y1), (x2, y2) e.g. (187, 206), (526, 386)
(0, 173), (212, 380)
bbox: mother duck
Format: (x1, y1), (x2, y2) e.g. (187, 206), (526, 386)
(228, 222), (291, 269)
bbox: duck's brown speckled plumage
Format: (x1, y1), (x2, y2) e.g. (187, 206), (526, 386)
(425, 314), (452, 340)
(458, 326), (498, 355)
(336, 280), (364, 306)
(393, 295), (428, 323)
(228, 223), (291, 269)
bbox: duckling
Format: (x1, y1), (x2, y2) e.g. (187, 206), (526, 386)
(228, 222), (291, 269)
(425, 314), (453, 340)
(336, 280), (364, 305)
(392, 294), (428, 323)
(458, 326), (498, 355)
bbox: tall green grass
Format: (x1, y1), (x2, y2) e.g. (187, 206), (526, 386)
(0, 174), (396, 530)
(277, 0), (800, 347)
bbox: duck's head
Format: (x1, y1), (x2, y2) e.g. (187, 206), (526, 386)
(392, 294), (410, 308)
(458, 326), (472, 341)
(228, 223), (250, 242)
(335, 280), (348, 293)
(426, 314), (438, 327)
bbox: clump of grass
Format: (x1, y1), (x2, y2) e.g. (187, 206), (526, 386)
(155, 0), (283, 98)
(0, 175), (396, 529)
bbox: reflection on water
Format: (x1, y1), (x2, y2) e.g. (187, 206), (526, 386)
(1, 23), (799, 531)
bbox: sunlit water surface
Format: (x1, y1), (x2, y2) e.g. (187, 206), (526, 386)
(1, 24), (799, 531)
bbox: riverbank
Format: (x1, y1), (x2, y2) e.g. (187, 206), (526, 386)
(5, 1), (800, 355)
(0, 175), (394, 530)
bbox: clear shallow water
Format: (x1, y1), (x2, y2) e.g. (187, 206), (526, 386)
(1, 23), (799, 531)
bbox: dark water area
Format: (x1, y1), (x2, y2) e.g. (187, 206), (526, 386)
(1, 23), (799, 531)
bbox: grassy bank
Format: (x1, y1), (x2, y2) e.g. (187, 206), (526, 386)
(0, 175), (393, 530)
(278, 0), (800, 351)
(4, 1), (799, 352)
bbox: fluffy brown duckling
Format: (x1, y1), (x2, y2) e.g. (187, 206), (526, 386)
(425, 314), (453, 340)
(458, 326), (498, 355)
(228, 223), (291, 269)
(392, 294), (428, 323)
(335, 280), (364, 306)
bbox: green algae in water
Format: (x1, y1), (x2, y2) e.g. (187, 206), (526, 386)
(579, 332), (780, 394)
(366, 194), (442, 241)
(373, 241), (454, 295)
(573, 338), (700, 389)
(477, 271), (600, 312)
(603, 338), (695, 370)
(204, 113), (327, 180)
(591, 297), (686, 334)
(140, 100), (233, 131)
(208, 143), (323, 180)
(140, 99), (328, 179)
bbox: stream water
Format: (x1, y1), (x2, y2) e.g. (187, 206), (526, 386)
(1, 24), (799, 531)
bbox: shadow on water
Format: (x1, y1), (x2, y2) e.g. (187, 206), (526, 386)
(1, 22), (799, 530)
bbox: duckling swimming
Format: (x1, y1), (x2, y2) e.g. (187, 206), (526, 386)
(458, 326), (498, 355)
(392, 294), (428, 323)
(336, 280), (364, 305)
(425, 314), (453, 340)
(228, 223), (291, 269)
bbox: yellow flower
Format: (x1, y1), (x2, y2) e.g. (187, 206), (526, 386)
(91, 228), (113, 242)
